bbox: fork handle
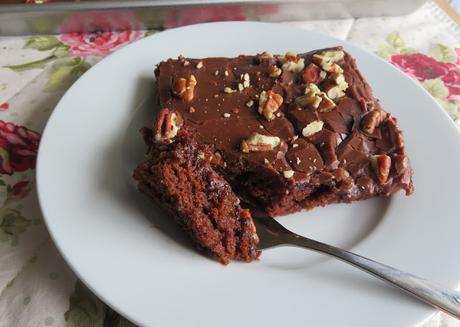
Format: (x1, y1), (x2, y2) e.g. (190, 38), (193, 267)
(288, 234), (460, 318)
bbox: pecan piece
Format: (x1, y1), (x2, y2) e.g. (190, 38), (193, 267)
(295, 83), (322, 109)
(361, 109), (388, 134)
(268, 65), (282, 78)
(302, 120), (324, 137)
(312, 50), (345, 73)
(295, 94), (322, 108)
(302, 63), (321, 84)
(154, 108), (183, 143)
(172, 78), (186, 97)
(370, 154), (391, 184)
(313, 50), (344, 64)
(173, 75), (197, 103)
(258, 90), (283, 121)
(317, 93), (336, 112)
(240, 133), (280, 153)
(279, 51), (305, 73)
(323, 72), (349, 100)
(324, 84), (346, 100)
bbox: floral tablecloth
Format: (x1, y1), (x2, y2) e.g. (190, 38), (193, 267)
(0, 1), (459, 326)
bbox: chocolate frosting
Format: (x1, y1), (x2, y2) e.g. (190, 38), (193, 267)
(154, 47), (413, 211)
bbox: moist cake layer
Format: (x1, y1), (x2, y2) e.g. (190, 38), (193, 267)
(134, 130), (260, 264)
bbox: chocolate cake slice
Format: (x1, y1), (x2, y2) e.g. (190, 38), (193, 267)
(133, 128), (260, 264)
(134, 47), (413, 263)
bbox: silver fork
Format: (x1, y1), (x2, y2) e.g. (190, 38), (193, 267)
(252, 214), (460, 319)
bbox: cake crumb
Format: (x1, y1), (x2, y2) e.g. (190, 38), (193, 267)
(223, 113), (231, 118)
(196, 61), (203, 69)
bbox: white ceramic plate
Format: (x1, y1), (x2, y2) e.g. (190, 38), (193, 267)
(37, 22), (460, 327)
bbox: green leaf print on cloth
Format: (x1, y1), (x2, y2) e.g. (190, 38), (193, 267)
(0, 207), (30, 243)
(376, 32), (417, 60)
(65, 281), (136, 327)
(423, 79), (449, 98)
(377, 32), (460, 123)
(4, 56), (57, 73)
(46, 58), (90, 92)
(4, 35), (91, 92)
(428, 44), (457, 63)
(65, 280), (105, 326)
(24, 36), (62, 51)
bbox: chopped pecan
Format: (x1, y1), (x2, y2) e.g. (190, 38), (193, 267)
(258, 51), (273, 60)
(313, 50), (344, 67)
(319, 70), (327, 81)
(258, 90), (284, 121)
(268, 65), (282, 78)
(302, 63), (321, 84)
(313, 50), (345, 73)
(317, 93), (336, 112)
(154, 108), (183, 143)
(255, 51), (275, 65)
(324, 84), (346, 100)
(330, 72), (346, 85)
(172, 78), (186, 97)
(284, 51), (298, 62)
(361, 109), (388, 134)
(304, 83), (321, 96)
(324, 73), (349, 99)
(295, 94), (322, 108)
(183, 75), (197, 102)
(370, 154), (391, 184)
(279, 51), (305, 73)
(302, 120), (324, 137)
(295, 83), (322, 109)
(282, 59), (305, 73)
(240, 133), (280, 153)
(260, 51), (273, 58)
(173, 75), (197, 103)
(324, 63), (343, 73)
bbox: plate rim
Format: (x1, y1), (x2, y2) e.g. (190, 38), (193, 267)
(36, 21), (460, 327)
